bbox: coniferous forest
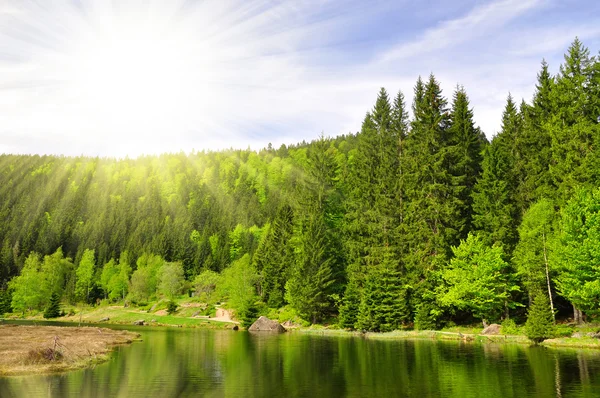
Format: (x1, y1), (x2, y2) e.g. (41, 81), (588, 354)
(1, 38), (599, 330)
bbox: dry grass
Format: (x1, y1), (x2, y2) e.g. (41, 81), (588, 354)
(0, 325), (139, 376)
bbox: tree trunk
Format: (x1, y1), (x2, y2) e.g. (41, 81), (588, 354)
(542, 231), (555, 322)
(573, 305), (583, 324)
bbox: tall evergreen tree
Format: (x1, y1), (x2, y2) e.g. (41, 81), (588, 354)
(472, 95), (520, 255)
(448, 86), (484, 238)
(403, 74), (457, 319)
(548, 38), (599, 204)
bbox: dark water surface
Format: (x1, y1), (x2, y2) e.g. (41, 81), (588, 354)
(1, 322), (600, 397)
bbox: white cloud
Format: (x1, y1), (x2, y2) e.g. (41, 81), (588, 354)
(0, 0), (598, 156)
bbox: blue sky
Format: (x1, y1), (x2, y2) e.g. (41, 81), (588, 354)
(1, 0), (599, 157)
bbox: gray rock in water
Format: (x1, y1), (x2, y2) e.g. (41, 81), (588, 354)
(133, 320), (145, 326)
(481, 323), (501, 335)
(248, 316), (286, 333)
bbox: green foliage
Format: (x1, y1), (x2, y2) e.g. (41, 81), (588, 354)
(501, 318), (519, 335)
(193, 270), (221, 303)
(130, 253), (165, 302)
(439, 234), (518, 323)
(218, 254), (259, 313)
(0, 37), (599, 332)
(0, 288), (12, 314)
(555, 187), (600, 315)
(9, 253), (46, 312)
(159, 262), (185, 299)
(43, 292), (62, 319)
(355, 257), (408, 332)
(75, 249), (95, 303)
(414, 301), (439, 331)
(514, 199), (557, 301)
(525, 290), (555, 344)
(166, 300), (178, 315)
(238, 299), (259, 329)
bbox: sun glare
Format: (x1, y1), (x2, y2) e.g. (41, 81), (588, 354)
(67, 14), (209, 134)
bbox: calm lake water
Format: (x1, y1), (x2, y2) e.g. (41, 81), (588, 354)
(1, 322), (600, 397)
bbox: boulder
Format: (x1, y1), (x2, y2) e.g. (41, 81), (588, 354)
(481, 323), (501, 335)
(587, 332), (600, 339)
(248, 316), (286, 333)
(133, 320), (145, 326)
(99, 317), (110, 322)
(232, 325), (239, 331)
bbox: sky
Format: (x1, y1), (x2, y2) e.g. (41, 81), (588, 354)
(1, 0), (599, 158)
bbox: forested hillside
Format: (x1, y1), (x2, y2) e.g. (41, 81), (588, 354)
(1, 38), (599, 330)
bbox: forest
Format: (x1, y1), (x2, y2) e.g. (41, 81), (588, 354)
(0, 38), (599, 331)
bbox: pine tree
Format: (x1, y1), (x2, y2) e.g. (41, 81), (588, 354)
(472, 95), (520, 255)
(403, 74), (457, 317)
(448, 86), (484, 239)
(341, 87), (407, 329)
(525, 289), (555, 344)
(285, 211), (335, 324)
(548, 38), (599, 204)
(355, 252), (408, 332)
(43, 292), (61, 319)
(255, 205), (294, 308)
(516, 60), (554, 207)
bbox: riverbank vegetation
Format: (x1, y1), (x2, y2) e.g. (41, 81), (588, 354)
(0, 325), (139, 376)
(1, 38), (600, 344)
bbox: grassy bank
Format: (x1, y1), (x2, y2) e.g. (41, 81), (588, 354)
(0, 325), (139, 376)
(3, 297), (237, 329)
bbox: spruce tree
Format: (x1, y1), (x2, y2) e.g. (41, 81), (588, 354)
(255, 205), (294, 308)
(403, 74), (457, 318)
(43, 292), (61, 319)
(448, 86), (484, 239)
(548, 38), (599, 204)
(472, 95), (520, 255)
(525, 289), (555, 344)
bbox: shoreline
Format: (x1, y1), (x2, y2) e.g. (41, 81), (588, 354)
(294, 326), (600, 350)
(0, 325), (140, 377)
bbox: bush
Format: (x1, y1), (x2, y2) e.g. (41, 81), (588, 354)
(166, 300), (178, 315)
(553, 324), (574, 338)
(501, 318), (519, 335)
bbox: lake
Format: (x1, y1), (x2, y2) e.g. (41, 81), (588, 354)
(1, 322), (600, 397)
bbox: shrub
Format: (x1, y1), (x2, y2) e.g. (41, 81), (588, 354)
(501, 318), (519, 335)
(166, 300), (178, 315)
(553, 324), (574, 338)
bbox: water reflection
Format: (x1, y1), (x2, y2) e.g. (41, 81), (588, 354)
(2, 327), (600, 397)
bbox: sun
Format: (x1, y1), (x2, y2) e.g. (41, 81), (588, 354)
(66, 12), (212, 135)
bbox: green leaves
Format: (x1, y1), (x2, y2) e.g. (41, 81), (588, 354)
(555, 188), (600, 315)
(438, 234), (516, 323)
